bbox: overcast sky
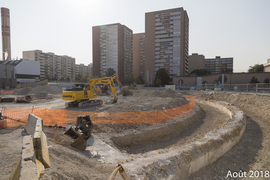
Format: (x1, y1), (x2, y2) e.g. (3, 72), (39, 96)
(1, 0), (269, 72)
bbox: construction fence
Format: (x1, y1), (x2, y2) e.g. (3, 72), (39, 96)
(177, 83), (270, 93)
(0, 95), (195, 128)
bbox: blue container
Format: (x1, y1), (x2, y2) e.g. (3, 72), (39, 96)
(0, 113), (2, 120)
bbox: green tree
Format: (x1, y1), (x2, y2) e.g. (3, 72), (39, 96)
(81, 76), (89, 83)
(121, 76), (134, 85)
(105, 68), (116, 77)
(190, 69), (212, 76)
(135, 75), (145, 84)
(248, 64), (264, 73)
(249, 76), (260, 84)
(66, 76), (71, 82)
(75, 74), (82, 81)
(46, 75), (51, 82)
(59, 76), (65, 82)
(91, 75), (99, 79)
(155, 79), (162, 87)
(219, 63), (232, 73)
(154, 68), (170, 86)
(264, 78), (269, 83)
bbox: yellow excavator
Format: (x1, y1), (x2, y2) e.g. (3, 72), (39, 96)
(62, 75), (118, 108)
(94, 74), (122, 95)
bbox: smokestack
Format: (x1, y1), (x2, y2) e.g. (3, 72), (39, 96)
(1, 7), (11, 61)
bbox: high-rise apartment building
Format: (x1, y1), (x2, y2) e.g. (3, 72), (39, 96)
(133, 33), (145, 81)
(1, 7), (11, 61)
(145, 7), (189, 84)
(23, 50), (75, 80)
(205, 56), (233, 74)
(92, 23), (133, 80)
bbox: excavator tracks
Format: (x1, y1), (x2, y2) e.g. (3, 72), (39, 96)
(65, 99), (103, 108)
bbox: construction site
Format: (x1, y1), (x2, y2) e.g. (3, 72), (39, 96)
(0, 81), (270, 180)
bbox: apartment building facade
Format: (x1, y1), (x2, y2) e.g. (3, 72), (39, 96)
(23, 50), (75, 80)
(145, 7), (189, 84)
(92, 23), (133, 80)
(75, 63), (92, 78)
(205, 56), (233, 74)
(188, 53), (205, 74)
(133, 33), (145, 80)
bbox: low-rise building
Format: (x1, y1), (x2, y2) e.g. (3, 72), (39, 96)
(205, 56), (233, 74)
(188, 54), (233, 75)
(264, 58), (270, 72)
(188, 53), (205, 74)
(14, 59), (40, 83)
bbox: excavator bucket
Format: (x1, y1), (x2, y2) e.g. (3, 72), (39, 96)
(64, 115), (93, 151)
(70, 134), (87, 151)
(64, 127), (87, 151)
(107, 98), (117, 104)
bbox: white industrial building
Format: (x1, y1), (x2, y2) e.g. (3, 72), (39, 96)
(14, 59), (40, 83)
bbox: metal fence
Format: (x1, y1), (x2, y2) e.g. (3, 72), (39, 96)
(175, 83), (270, 93)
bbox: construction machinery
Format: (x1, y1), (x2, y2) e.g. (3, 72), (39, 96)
(94, 74), (122, 95)
(62, 75), (119, 108)
(64, 115), (93, 151)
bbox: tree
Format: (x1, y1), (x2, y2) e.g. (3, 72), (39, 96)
(75, 74), (82, 81)
(46, 76), (51, 82)
(249, 76), (260, 84)
(190, 69), (212, 76)
(59, 76), (65, 82)
(105, 68), (116, 77)
(155, 79), (162, 87)
(248, 64), (264, 73)
(264, 78), (269, 83)
(154, 68), (170, 86)
(66, 76), (71, 82)
(135, 75), (145, 84)
(219, 63), (232, 73)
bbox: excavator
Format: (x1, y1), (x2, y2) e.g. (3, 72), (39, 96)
(94, 74), (122, 95)
(62, 74), (118, 108)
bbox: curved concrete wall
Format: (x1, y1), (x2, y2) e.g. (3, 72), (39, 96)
(115, 99), (246, 179)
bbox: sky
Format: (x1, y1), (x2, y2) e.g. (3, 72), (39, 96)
(0, 0), (270, 72)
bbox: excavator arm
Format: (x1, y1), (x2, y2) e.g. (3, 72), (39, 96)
(88, 77), (118, 102)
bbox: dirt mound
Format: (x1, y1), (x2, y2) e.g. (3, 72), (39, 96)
(35, 91), (49, 98)
(122, 89), (133, 96)
(11, 87), (32, 95)
(106, 90), (189, 113)
(127, 86), (136, 90)
(120, 87), (133, 96)
(11, 85), (61, 96)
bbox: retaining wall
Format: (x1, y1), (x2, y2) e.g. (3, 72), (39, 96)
(11, 114), (50, 180)
(115, 99), (246, 179)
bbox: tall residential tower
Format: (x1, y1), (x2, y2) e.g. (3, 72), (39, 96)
(145, 7), (189, 84)
(1, 7), (11, 61)
(92, 23), (133, 80)
(133, 33), (145, 81)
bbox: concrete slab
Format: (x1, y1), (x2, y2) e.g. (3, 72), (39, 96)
(20, 161), (38, 180)
(24, 114), (43, 136)
(22, 135), (34, 161)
